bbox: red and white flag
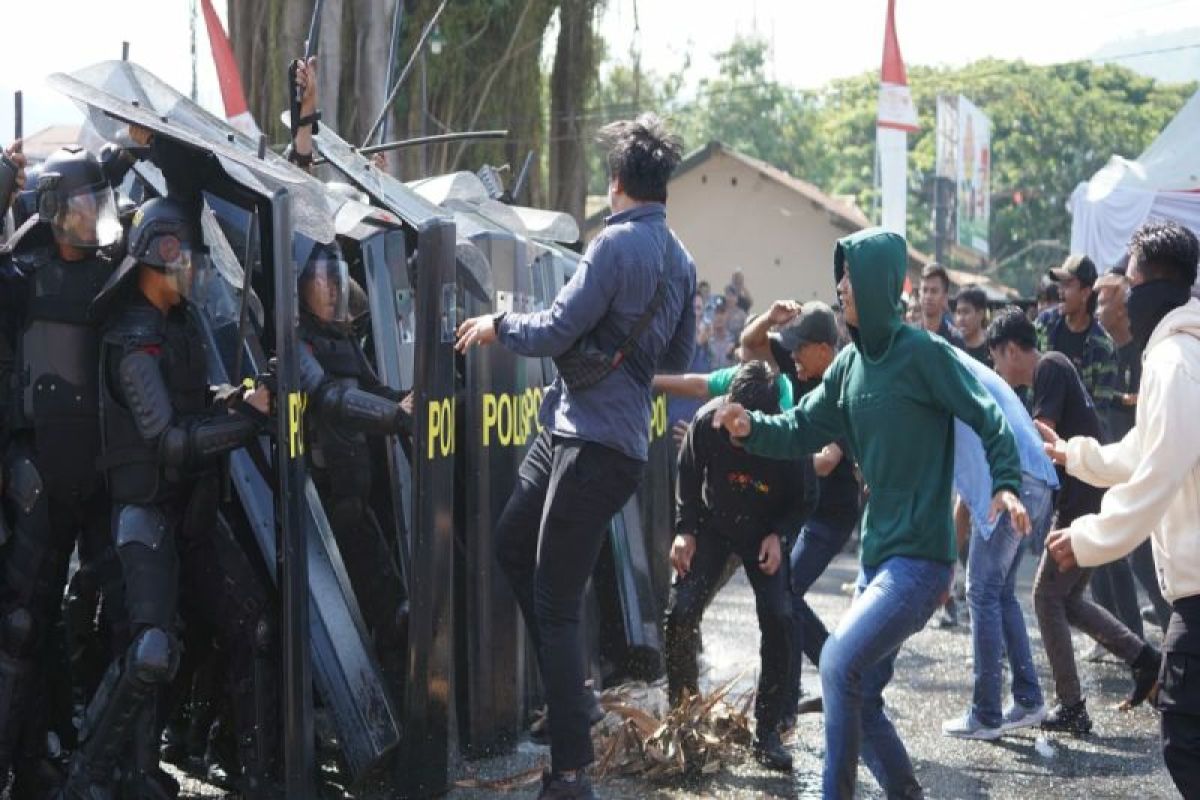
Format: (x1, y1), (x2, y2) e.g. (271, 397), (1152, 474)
(877, 0), (919, 132)
(199, 0), (261, 138)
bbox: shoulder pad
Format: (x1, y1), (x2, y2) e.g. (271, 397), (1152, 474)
(103, 304), (166, 352)
(2, 217), (54, 261)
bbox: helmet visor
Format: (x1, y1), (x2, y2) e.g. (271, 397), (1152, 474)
(52, 180), (121, 248)
(156, 238), (196, 299)
(299, 253), (350, 324)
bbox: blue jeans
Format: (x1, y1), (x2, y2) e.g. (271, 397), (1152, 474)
(966, 475), (1052, 727)
(787, 516), (855, 712)
(820, 555), (952, 799)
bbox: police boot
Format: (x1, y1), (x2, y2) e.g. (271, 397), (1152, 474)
(0, 609), (37, 787)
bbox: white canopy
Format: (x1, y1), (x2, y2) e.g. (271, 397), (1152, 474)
(1069, 88), (1200, 271)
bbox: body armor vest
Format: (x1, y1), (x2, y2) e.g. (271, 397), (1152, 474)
(99, 295), (210, 505)
(301, 321), (375, 501)
(12, 245), (111, 492)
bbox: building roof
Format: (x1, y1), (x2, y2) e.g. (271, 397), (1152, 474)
(20, 125), (82, 162)
(582, 139), (1020, 299)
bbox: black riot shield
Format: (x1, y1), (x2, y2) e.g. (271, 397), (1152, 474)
(312, 125), (457, 798)
(451, 219), (539, 758)
(190, 202), (402, 782)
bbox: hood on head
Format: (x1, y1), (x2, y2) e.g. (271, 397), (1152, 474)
(834, 227), (907, 360)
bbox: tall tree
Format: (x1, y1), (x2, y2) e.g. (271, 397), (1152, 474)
(549, 0), (601, 221)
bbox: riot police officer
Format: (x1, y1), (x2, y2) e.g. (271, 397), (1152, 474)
(0, 145), (122, 797)
(59, 196), (276, 800)
(296, 236), (412, 693)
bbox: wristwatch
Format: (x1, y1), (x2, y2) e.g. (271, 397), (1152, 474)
(492, 312), (507, 334)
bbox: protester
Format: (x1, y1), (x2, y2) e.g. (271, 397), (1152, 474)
(1037, 255), (1118, 419)
(988, 308), (1160, 734)
(954, 286), (992, 366)
(919, 263), (967, 347)
(941, 349), (1059, 740)
(665, 292), (715, 435)
(1093, 268), (1171, 632)
(666, 361), (811, 772)
(708, 295), (739, 369)
(1041, 220), (1200, 796)
(1036, 279), (1060, 316)
(724, 284), (748, 338)
(714, 228), (1024, 799)
(455, 114), (694, 800)
(730, 267), (754, 312)
(738, 301), (861, 724)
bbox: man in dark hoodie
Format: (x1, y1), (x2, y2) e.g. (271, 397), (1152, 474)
(715, 228), (1025, 799)
(665, 360), (812, 772)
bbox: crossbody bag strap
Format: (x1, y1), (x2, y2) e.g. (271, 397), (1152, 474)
(609, 234), (671, 368)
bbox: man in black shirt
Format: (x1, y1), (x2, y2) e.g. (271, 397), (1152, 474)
(920, 264), (967, 348)
(988, 308), (1160, 735)
(665, 361), (812, 772)
(954, 286), (992, 367)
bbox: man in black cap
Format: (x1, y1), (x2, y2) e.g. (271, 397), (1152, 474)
(740, 301), (860, 724)
(1036, 254), (1118, 419)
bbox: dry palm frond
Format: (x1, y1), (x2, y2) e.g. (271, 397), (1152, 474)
(591, 675), (756, 780)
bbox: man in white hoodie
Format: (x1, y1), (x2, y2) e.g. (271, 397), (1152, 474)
(1043, 220), (1200, 797)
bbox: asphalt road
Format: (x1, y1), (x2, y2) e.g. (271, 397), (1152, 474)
(152, 547), (1174, 799)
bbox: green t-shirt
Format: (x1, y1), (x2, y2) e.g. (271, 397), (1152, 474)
(707, 367), (795, 410)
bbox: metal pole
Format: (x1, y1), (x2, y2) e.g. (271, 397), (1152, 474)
(381, 0), (405, 143)
(121, 41), (130, 61)
(361, 0), (450, 148)
(272, 187), (314, 800)
(419, 51), (428, 176)
(14, 91), (22, 142)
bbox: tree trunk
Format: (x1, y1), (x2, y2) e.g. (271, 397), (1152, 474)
(549, 0), (598, 221)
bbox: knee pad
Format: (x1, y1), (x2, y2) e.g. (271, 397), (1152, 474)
(0, 609), (35, 657)
(128, 628), (178, 686)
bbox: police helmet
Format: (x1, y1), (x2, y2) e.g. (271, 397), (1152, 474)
(36, 146), (121, 249)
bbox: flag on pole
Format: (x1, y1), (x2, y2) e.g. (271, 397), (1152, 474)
(877, 0), (919, 132)
(199, 0), (261, 138)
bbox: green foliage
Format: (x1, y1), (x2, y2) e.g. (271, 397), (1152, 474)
(589, 42), (1196, 289)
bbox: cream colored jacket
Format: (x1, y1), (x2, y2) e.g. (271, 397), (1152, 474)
(1065, 298), (1200, 604)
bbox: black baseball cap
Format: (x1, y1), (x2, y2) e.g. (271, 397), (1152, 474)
(1048, 254), (1098, 287)
(774, 302), (839, 351)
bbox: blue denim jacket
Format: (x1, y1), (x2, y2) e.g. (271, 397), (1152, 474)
(498, 203), (696, 460)
(952, 350), (1060, 539)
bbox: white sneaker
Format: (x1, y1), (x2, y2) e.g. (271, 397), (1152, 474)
(1000, 702), (1047, 732)
(942, 711), (1003, 741)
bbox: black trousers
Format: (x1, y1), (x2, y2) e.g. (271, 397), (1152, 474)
(1160, 596), (1200, 799)
(494, 430), (643, 773)
(663, 524), (792, 736)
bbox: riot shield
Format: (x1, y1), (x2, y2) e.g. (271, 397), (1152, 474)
(192, 201), (402, 782)
(312, 124), (457, 798)
(450, 215), (538, 758)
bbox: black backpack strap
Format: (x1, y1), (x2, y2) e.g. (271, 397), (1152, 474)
(609, 273), (668, 369)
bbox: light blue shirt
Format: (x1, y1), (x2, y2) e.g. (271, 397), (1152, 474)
(952, 350), (1059, 539)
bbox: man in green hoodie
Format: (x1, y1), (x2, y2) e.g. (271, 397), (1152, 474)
(715, 228), (1025, 799)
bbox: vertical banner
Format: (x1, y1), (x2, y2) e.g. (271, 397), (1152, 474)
(955, 96), (991, 256)
(876, 0), (918, 238)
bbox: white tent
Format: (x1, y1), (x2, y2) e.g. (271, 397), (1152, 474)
(1069, 87), (1200, 271)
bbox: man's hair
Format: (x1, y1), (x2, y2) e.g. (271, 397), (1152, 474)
(598, 113), (683, 203)
(920, 263), (950, 292)
(1128, 220), (1199, 287)
(698, 280), (710, 291)
(1037, 281), (1059, 303)
(729, 360), (779, 415)
(956, 286), (988, 313)
(986, 306), (1039, 352)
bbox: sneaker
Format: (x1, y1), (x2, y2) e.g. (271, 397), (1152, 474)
(537, 769), (597, 800)
(1000, 702), (1047, 732)
(941, 711), (1003, 741)
(753, 730), (794, 772)
(934, 604), (959, 629)
(1122, 644), (1162, 710)
(1041, 700), (1092, 735)
(795, 694), (824, 715)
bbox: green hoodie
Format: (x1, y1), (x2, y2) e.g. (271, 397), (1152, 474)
(740, 228), (1021, 566)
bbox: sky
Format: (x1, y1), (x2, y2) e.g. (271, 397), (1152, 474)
(1, 0), (1198, 143)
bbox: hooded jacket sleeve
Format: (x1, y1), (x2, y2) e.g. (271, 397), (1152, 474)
(923, 339), (1022, 496)
(1065, 427), (1140, 489)
(1068, 352), (1200, 567)
(738, 359), (847, 459)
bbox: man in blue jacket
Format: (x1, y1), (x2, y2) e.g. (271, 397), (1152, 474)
(455, 114), (696, 800)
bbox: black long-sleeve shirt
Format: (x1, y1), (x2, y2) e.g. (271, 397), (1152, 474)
(675, 397), (814, 545)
